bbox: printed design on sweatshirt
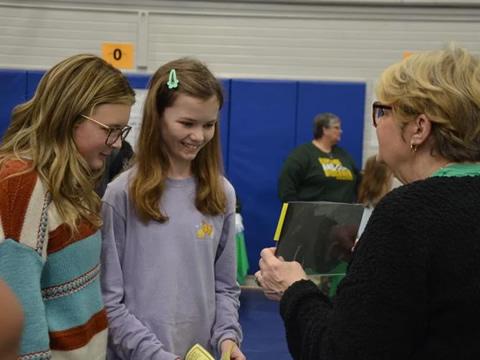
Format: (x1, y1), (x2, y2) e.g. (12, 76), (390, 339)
(41, 264), (100, 301)
(318, 157), (353, 180)
(196, 221), (214, 239)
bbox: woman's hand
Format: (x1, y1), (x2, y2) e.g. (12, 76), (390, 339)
(255, 247), (308, 301)
(220, 339), (245, 360)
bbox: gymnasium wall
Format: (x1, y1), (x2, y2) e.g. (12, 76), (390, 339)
(2, 0), (480, 158)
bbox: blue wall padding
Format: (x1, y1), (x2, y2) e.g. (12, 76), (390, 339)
(296, 81), (366, 168)
(27, 71), (152, 99)
(26, 70), (45, 99)
(219, 79), (231, 174)
(229, 80), (298, 273)
(125, 73), (151, 89)
(0, 70), (27, 137)
(0, 68), (367, 274)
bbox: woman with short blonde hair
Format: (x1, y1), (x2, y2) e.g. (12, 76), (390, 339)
(256, 45), (480, 359)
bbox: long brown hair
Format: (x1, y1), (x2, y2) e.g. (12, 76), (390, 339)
(358, 155), (393, 207)
(0, 54), (135, 232)
(130, 57), (226, 222)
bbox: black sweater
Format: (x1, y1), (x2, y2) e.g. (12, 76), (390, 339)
(280, 175), (480, 360)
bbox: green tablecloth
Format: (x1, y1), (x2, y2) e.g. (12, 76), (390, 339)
(314, 261), (348, 298)
(236, 232), (249, 285)
(328, 261), (348, 297)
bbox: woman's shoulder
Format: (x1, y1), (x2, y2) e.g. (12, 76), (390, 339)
(221, 176), (236, 198)
(390, 175), (477, 195)
(376, 175), (480, 215)
(361, 176), (480, 259)
(288, 142), (315, 156)
(0, 159), (41, 199)
(300, 142), (317, 152)
(375, 179), (422, 208)
(220, 176), (237, 211)
(332, 145), (354, 160)
(0, 158), (35, 179)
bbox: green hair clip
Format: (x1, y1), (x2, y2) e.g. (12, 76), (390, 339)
(167, 69), (179, 89)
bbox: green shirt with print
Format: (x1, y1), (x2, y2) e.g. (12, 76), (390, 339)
(278, 142), (359, 203)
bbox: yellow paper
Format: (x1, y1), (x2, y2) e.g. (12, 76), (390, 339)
(273, 203), (289, 241)
(101, 43), (134, 69)
(185, 344), (214, 360)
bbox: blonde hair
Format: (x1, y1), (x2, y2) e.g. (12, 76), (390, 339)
(357, 155), (392, 207)
(376, 44), (480, 162)
(0, 54), (135, 232)
(130, 57), (226, 222)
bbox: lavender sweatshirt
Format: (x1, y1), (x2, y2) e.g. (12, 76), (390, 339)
(100, 170), (242, 359)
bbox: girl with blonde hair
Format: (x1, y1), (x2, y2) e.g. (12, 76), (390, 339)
(101, 58), (244, 360)
(0, 54), (135, 359)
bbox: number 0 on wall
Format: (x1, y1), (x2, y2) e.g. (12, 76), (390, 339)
(102, 43), (135, 69)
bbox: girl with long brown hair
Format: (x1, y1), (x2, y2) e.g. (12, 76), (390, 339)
(101, 58), (244, 360)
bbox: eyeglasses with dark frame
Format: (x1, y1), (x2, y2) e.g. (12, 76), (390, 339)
(81, 115), (132, 146)
(372, 102), (393, 128)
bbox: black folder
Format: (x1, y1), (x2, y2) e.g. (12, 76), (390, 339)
(274, 201), (365, 275)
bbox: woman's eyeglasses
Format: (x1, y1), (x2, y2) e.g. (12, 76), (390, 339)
(81, 115), (131, 146)
(372, 102), (392, 128)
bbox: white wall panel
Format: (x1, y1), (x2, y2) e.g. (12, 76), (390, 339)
(0, 4), (138, 68)
(145, 12), (480, 81)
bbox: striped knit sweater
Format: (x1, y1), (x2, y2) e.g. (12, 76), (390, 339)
(0, 160), (107, 359)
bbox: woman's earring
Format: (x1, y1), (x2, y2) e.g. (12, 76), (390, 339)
(410, 143), (417, 152)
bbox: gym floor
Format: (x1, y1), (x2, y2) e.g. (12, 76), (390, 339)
(239, 287), (292, 360)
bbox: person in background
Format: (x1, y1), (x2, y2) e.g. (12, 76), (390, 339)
(256, 45), (480, 359)
(101, 57), (244, 360)
(96, 139), (134, 197)
(0, 54), (135, 359)
(357, 154), (393, 208)
(356, 154), (394, 237)
(278, 112), (359, 203)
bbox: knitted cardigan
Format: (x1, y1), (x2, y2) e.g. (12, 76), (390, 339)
(0, 160), (107, 359)
(280, 175), (480, 360)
